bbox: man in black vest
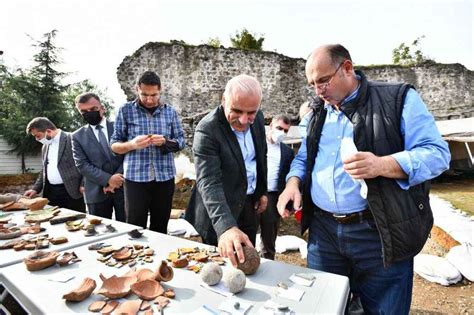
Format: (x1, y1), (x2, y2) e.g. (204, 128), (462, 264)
(277, 44), (450, 314)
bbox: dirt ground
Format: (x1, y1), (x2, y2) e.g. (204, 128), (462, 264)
(1, 174), (473, 314)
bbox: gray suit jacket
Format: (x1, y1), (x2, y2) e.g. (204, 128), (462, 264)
(72, 120), (124, 204)
(32, 131), (83, 199)
(186, 106), (267, 244)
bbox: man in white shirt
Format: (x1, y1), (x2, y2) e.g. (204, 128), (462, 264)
(259, 114), (294, 259)
(24, 117), (85, 212)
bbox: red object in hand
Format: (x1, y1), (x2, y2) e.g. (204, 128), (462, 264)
(294, 209), (302, 223)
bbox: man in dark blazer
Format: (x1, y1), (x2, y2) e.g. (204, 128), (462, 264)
(186, 74), (268, 267)
(259, 114), (294, 260)
(71, 92), (126, 221)
(24, 117), (85, 212)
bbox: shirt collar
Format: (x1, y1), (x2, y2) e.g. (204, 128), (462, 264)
(89, 118), (107, 130)
(51, 129), (61, 144)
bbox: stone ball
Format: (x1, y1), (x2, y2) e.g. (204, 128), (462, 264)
(200, 262), (223, 286)
(236, 246), (260, 275)
(223, 268), (246, 294)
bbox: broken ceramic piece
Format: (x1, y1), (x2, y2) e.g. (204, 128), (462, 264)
(84, 225), (97, 237)
(62, 277), (96, 302)
(57, 252), (80, 266)
(24, 250), (60, 271)
(113, 247), (133, 261)
(88, 300), (107, 312)
(101, 300), (120, 314)
(114, 299), (142, 315)
(98, 274), (137, 299)
(18, 197), (49, 211)
(50, 236), (68, 245)
(172, 257), (189, 268)
(0, 227), (22, 240)
(50, 213), (86, 225)
(163, 288), (175, 299)
(131, 279), (164, 300)
(128, 229), (143, 239)
(155, 260), (174, 282)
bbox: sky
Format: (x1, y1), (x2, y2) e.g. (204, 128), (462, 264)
(1, 0), (472, 109)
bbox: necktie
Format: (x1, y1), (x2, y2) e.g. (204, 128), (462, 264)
(96, 125), (111, 160)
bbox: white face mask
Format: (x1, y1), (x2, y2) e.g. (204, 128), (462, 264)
(37, 136), (52, 145)
(271, 129), (286, 144)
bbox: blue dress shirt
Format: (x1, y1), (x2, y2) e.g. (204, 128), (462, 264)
(287, 84), (450, 214)
(233, 128), (257, 195)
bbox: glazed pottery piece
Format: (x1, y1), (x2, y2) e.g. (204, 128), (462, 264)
(24, 212), (55, 224)
(88, 300), (107, 312)
(98, 274), (137, 299)
(101, 300), (120, 314)
(114, 299), (142, 314)
(236, 246), (261, 275)
(62, 277), (96, 302)
(155, 260), (174, 282)
(24, 250), (60, 271)
(131, 279), (164, 300)
(88, 218), (102, 225)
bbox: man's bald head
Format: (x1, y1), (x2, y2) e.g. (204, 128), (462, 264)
(306, 44), (352, 77)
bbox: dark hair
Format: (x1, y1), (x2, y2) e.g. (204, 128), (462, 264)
(137, 71), (161, 88)
(273, 114), (291, 125)
(75, 92), (101, 105)
(26, 117), (57, 134)
(326, 44), (352, 66)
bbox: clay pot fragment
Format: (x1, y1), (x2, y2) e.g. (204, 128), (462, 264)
(154, 296), (170, 308)
(155, 260), (174, 282)
(172, 257), (188, 268)
(97, 246), (116, 256)
(98, 274), (137, 299)
(131, 279), (164, 300)
(128, 229), (143, 239)
(18, 197), (49, 211)
(0, 239), (20, 249)
(163, 288), (175, 299)
(101, 300), (120, 314)
(137, 268), (156, 282)
(50, 213), (86, 225)
(193, 252), (209, 262)
(50, 236), (68, 245)
(24, 250), (59, 271)
(62, 277), (96, 302)
(57, 252), (80, 266)
(114, 299), (142, 315)
(13, 241), (26, 251)
(1, 201), (27, 211)
(88, 300), (107, 312)
(144, 248), (154, 256)
(140, 300), (151, 311)
(236, 246), (260, 275)
(88, 218), (102, 225)
(113, 247), (133, 261)
(0, 227), (22, 240)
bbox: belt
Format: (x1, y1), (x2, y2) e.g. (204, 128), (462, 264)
(316, 208), (373, 224)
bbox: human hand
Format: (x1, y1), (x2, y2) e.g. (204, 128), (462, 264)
(218, 227), (254, 267)
(277, 178), (302, 218)
(131, 135), (152, 150)
(149, 134), (166, 147)
(103, 186), (115, 194)
(108, 173), (124, 189)
(24, 189), (37, 198)
(254, 195), (268, 214)
(79, 186), (85, 195)
(343, 152), (386, 179)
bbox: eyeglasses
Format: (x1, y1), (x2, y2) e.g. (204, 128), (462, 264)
(313, 62), (344, 91)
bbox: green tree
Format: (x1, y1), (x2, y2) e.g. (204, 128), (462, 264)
(206, 37), (221, 48)
(392, 36), (431, 66)
(230, 28), (264, 51)
(63, 79), (114, 130)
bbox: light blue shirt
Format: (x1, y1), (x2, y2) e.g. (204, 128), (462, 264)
(287, 86), (450, 214)
(233, 128), (257, 195)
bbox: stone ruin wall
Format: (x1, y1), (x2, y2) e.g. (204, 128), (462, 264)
(117, 42), (473, 146)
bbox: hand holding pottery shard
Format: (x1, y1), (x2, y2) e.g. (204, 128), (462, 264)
(62, 277), (96, 302)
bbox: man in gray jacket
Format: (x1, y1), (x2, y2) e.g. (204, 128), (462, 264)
(24, 117), (85, 212)
(72, 92), (125, 221)
(186, 74), (268, 266)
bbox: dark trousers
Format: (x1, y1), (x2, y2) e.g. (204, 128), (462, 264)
(124, 178), (175, 233)
(258, 191), (280, 259)
(45, 183), (85, 213)
(237, 195), (259, 246)
(87, 188), (126, 222)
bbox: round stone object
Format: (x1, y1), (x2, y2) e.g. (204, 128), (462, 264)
(223, 268), (246, 294)
(236, 246), (260, 275)
(201, 262), (223, 286)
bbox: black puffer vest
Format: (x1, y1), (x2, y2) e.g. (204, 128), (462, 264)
(302, 70), (433, 267)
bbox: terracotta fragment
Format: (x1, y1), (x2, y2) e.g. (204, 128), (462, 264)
(62, 277), (96, 302)
(0, 239), (20, 249)
(24, 250), (59, 271)
(113, 247), (133, 261)
(57, 252), (80, 266)
(0, 227), (22, 240)
(50, 236), (68, 245)
(101, 300), (120, 314)
(114, 299), (142, 315)
(131, 279), (164, 300)
(193, 252), (209, 262)
(18, 197), (49, 211)
(155, 260), (174, 282)
(98, 274), (137, 299)
(172, 257), (188, 268)
(98, 246), (116, 255)
(140, 300), (151, 311)
(88, 218), (102, 225)
(154, 295), (170, 307)
(136, 268), (156, 282)
(88, 300), (107, 312)
(1, 201), (27, 211)
(163, 288), (175, 299)
(144, 248), (154, 256)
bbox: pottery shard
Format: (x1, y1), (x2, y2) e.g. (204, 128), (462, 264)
(155, 260), (174, 282)
(112, 247), (133, 261)
(62, 277), (96, 302)
(50, 236), (68, 245)
(131, 279), (164, 300)
(136, 268), (156, 282)
(154, 295), (170, 307)
(101, 300), (120, 314)
(98, 274), (137, 299)
(236, 246), (260, 275)
(140, 300), (151, 311)
(18, 197), (49, 211)
(172, 257), (188, 268)
(24, 250), (59, 271)
(144, 248), (154, 256)
(193, 252), (209, 262)
(163, 288), (175, 299)
(114, 300), (142, 315)
(88, 300), (107, 312)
